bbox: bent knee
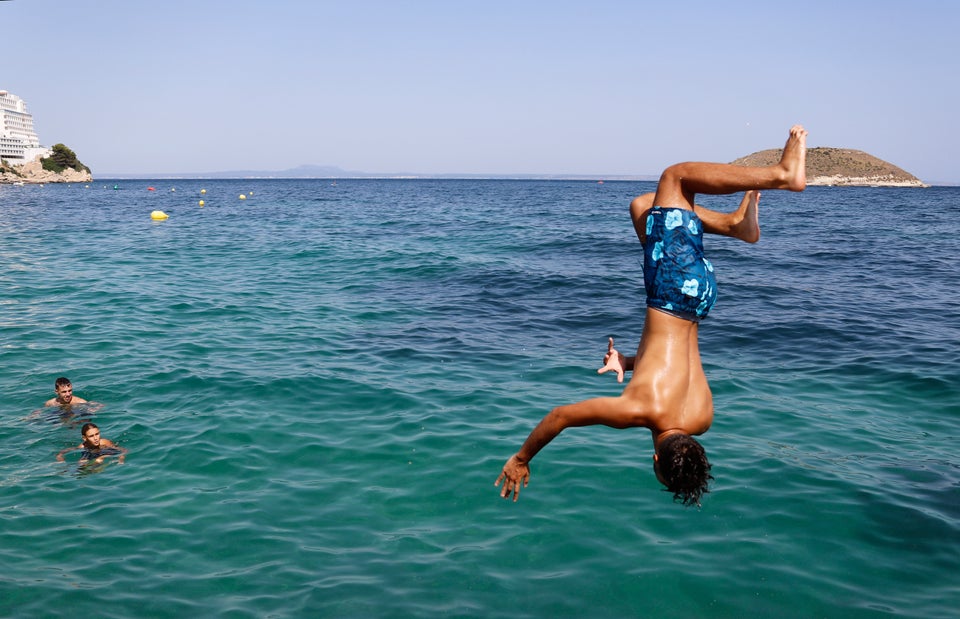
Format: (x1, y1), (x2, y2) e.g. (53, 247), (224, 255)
(630, 192), (655, 214)
(630, 193), (655, 239)
(659, 164), (686, 183)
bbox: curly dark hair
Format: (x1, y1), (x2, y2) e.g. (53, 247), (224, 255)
(656, 434), (713, 507)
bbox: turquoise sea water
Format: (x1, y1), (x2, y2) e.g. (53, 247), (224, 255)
(1, 179), (957, 618)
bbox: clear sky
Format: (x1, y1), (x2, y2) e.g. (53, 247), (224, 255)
(4, 0), (959, 182)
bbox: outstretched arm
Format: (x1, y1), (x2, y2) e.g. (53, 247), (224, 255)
(495, 394), (650, 501)
(56, 444), (81, 462)
(102, 439), (128, 464)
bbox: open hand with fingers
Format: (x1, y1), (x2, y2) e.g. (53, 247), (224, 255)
(597, 337), (626, 383)
(495, 454), (530, 502)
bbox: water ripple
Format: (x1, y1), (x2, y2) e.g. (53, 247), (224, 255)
(1, 181), (957, 618)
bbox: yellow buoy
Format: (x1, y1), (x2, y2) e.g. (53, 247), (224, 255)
(239, 194), (246, 200)
(200, 189), (206, 195)
(150, 210), (169, 220)
(249, 191), (254, 196)
(199, 200), (205, 207)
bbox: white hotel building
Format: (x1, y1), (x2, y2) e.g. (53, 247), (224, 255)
(0, 90), (50, 163)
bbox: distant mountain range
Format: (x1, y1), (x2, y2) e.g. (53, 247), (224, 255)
(100, 164), (655, 181)
(100, 149), (932, 186)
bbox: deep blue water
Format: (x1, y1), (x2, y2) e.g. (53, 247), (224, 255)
(1, 179), (957, 618)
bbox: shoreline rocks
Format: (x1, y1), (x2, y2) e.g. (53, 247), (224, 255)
(807, 174), (927, 188)
(1, 155), (93, 184)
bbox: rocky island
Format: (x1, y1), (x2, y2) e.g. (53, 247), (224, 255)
(731, 147), (926, 187)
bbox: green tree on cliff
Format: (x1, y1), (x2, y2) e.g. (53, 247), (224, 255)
(41, 144), (90, 174)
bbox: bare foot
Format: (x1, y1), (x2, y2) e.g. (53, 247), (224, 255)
(730, 190), (761, 243)
(779, 125), (807, 191)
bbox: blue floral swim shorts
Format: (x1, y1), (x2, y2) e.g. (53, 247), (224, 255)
(643, 207), (717, 322)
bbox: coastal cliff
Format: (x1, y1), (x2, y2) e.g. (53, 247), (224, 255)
(731, 147), (927, 187)
(1, 157), (93, 184)
(1, 143), (93, 184)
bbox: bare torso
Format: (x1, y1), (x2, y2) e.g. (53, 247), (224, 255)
(45, 395), (89, 407)
(622, 308), (714, 442)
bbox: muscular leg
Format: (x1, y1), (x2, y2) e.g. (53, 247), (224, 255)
(630, 190), (761, 244)
(652, 125), (807, 210)
(696, 190), (761, 243)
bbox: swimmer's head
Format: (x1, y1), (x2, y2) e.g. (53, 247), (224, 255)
(653, 433), (713, 507)
(81, 422), (101, 448)
(54, 377), (74, 403)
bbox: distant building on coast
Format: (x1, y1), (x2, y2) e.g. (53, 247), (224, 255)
(0, 90), (51, 163)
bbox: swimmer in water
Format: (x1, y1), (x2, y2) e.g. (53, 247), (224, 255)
(495, 125), (808, 507)
(46, 377), (87, 407)
(56, 422), (127, 465)
(41, 377), (102, 416)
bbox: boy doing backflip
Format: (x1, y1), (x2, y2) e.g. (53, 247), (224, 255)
(496, 125), (808, 506)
